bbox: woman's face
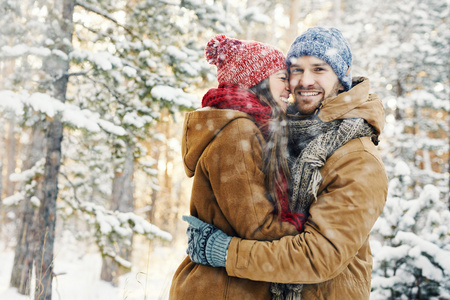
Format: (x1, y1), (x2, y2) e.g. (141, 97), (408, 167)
(269, 69), (290, 112)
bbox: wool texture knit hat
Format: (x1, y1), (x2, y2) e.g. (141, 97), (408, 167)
(205, 34), (287, 89)
(286, 27), (353, 91)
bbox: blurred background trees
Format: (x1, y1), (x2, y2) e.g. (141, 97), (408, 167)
(0, 0), (448, 299)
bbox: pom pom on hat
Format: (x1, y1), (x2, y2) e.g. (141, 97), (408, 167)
(205, 34), (287, 89)
(205, 34), (242, 67)
(205, 34), (226, 66)
(286, 27), (353, 91)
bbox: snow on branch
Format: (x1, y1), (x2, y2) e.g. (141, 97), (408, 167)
(0, 90), (126, 136)
(75, 0), (135, 37)
(58, 172), (172, 268)
(2, 158), (45, 207)
(2, 192), (25, 207)
(70, 49), (122, 71)
(0, 90), (25, 115)
(371, 272), (413, 290)
(409, 90), (450, 110)
(79, 201), (172, 242)
(0, 44), (52, 59)
(239, 7), (271, 24)
(371, 180), (450, 297)
(151, 85), (199, 108)
(0, 44), (70, 64)
(9, 158), (45, 184)
(393, 231), (450, 275)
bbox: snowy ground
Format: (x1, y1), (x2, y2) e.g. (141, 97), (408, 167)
(0, 237), (187, 300)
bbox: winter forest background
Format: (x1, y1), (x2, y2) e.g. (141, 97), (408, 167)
(0, 0), (448, 299)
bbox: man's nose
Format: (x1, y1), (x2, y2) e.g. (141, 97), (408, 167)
(299, 71), (314, 87)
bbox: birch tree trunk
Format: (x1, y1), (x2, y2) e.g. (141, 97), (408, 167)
(34, 1), (75, 299)
(10, 126), (46, 295)
(100, 140), (135, 286)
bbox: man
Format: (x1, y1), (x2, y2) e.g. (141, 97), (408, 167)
(184, 26), (388, 299)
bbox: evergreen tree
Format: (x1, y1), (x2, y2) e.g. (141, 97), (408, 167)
(342, 0), (449, 196)
(370, 160), (450, 299)
(340, 1), (449, 298)
(0, 0), (249, 294)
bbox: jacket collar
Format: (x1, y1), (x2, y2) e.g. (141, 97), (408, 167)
(288, 77), (385, 135)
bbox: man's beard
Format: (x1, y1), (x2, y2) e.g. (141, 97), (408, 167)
(293, 81), (343, 115)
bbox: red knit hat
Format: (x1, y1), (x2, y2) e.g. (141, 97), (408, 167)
(205, 35), (287, 89)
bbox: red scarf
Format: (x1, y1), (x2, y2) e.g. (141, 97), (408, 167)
(202, 83), (272, 137)
(202, 83), (307, 232)
(278, 182), (307, 231)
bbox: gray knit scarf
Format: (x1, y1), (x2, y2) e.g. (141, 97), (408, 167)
(270, 116), (376, 300)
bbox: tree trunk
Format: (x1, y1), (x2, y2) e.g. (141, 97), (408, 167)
(2, 48), (15, 199)
(150, 110), (175, 231)
(100, 140), (135, 286)
(0, 118), (4, 203)
(5, 118), (17, 197)
(10, 126), (46, 295)
(148, 145), (160, 224)
(34, 1), (75, 299)
(35, 117), (64, 300)
(245, 0), (253, 40)
(334, 0), (342, 26)
(163, 115), (174, 229)
(287, 0), (301, 45)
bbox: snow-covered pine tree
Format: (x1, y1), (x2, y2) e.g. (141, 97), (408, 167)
(339, 1), (449, 298)
(0, 0), (211, 293)
(370, 160), (450, 299)
(67, 0), (246, 284)
(342, 0), (449, 197)
(1, 0), (252, 292)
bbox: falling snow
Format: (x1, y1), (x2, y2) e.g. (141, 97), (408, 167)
(0, 0), (448, 299)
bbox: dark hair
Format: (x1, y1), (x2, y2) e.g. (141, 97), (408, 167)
(250, 78), (290, 213)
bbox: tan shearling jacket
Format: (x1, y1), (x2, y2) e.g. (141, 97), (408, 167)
(225, 77), (389, 300)
(169, 108), (299, 299)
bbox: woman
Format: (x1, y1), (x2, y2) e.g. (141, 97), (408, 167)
(169, 35), (306, 299)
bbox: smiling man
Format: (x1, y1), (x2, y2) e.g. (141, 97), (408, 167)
(183, 27), (388, 300)
(286, 26), (352, 115)
(289, 56), (344, 114)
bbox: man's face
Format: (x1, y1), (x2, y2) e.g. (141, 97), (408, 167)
(289, 56), (344, 115)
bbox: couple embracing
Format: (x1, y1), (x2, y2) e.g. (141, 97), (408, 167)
(170, 27), (388, 300)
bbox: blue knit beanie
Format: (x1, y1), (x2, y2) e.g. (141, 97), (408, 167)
(286, 27), (353, 91)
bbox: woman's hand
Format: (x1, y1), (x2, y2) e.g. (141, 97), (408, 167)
(183, 215), (232, 267)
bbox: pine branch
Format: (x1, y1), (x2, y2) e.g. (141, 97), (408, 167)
(84, 75), (121, 101)
(83, 75), (136, 110)
(66, 71), (89, 77)
(75, 0), (136, 38)
(74, 21), (112, 42)
(158, 0), (179, 5)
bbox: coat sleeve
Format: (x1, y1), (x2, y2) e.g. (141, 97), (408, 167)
(203, 118), (299, 241)
(225, 138), (388, 284)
